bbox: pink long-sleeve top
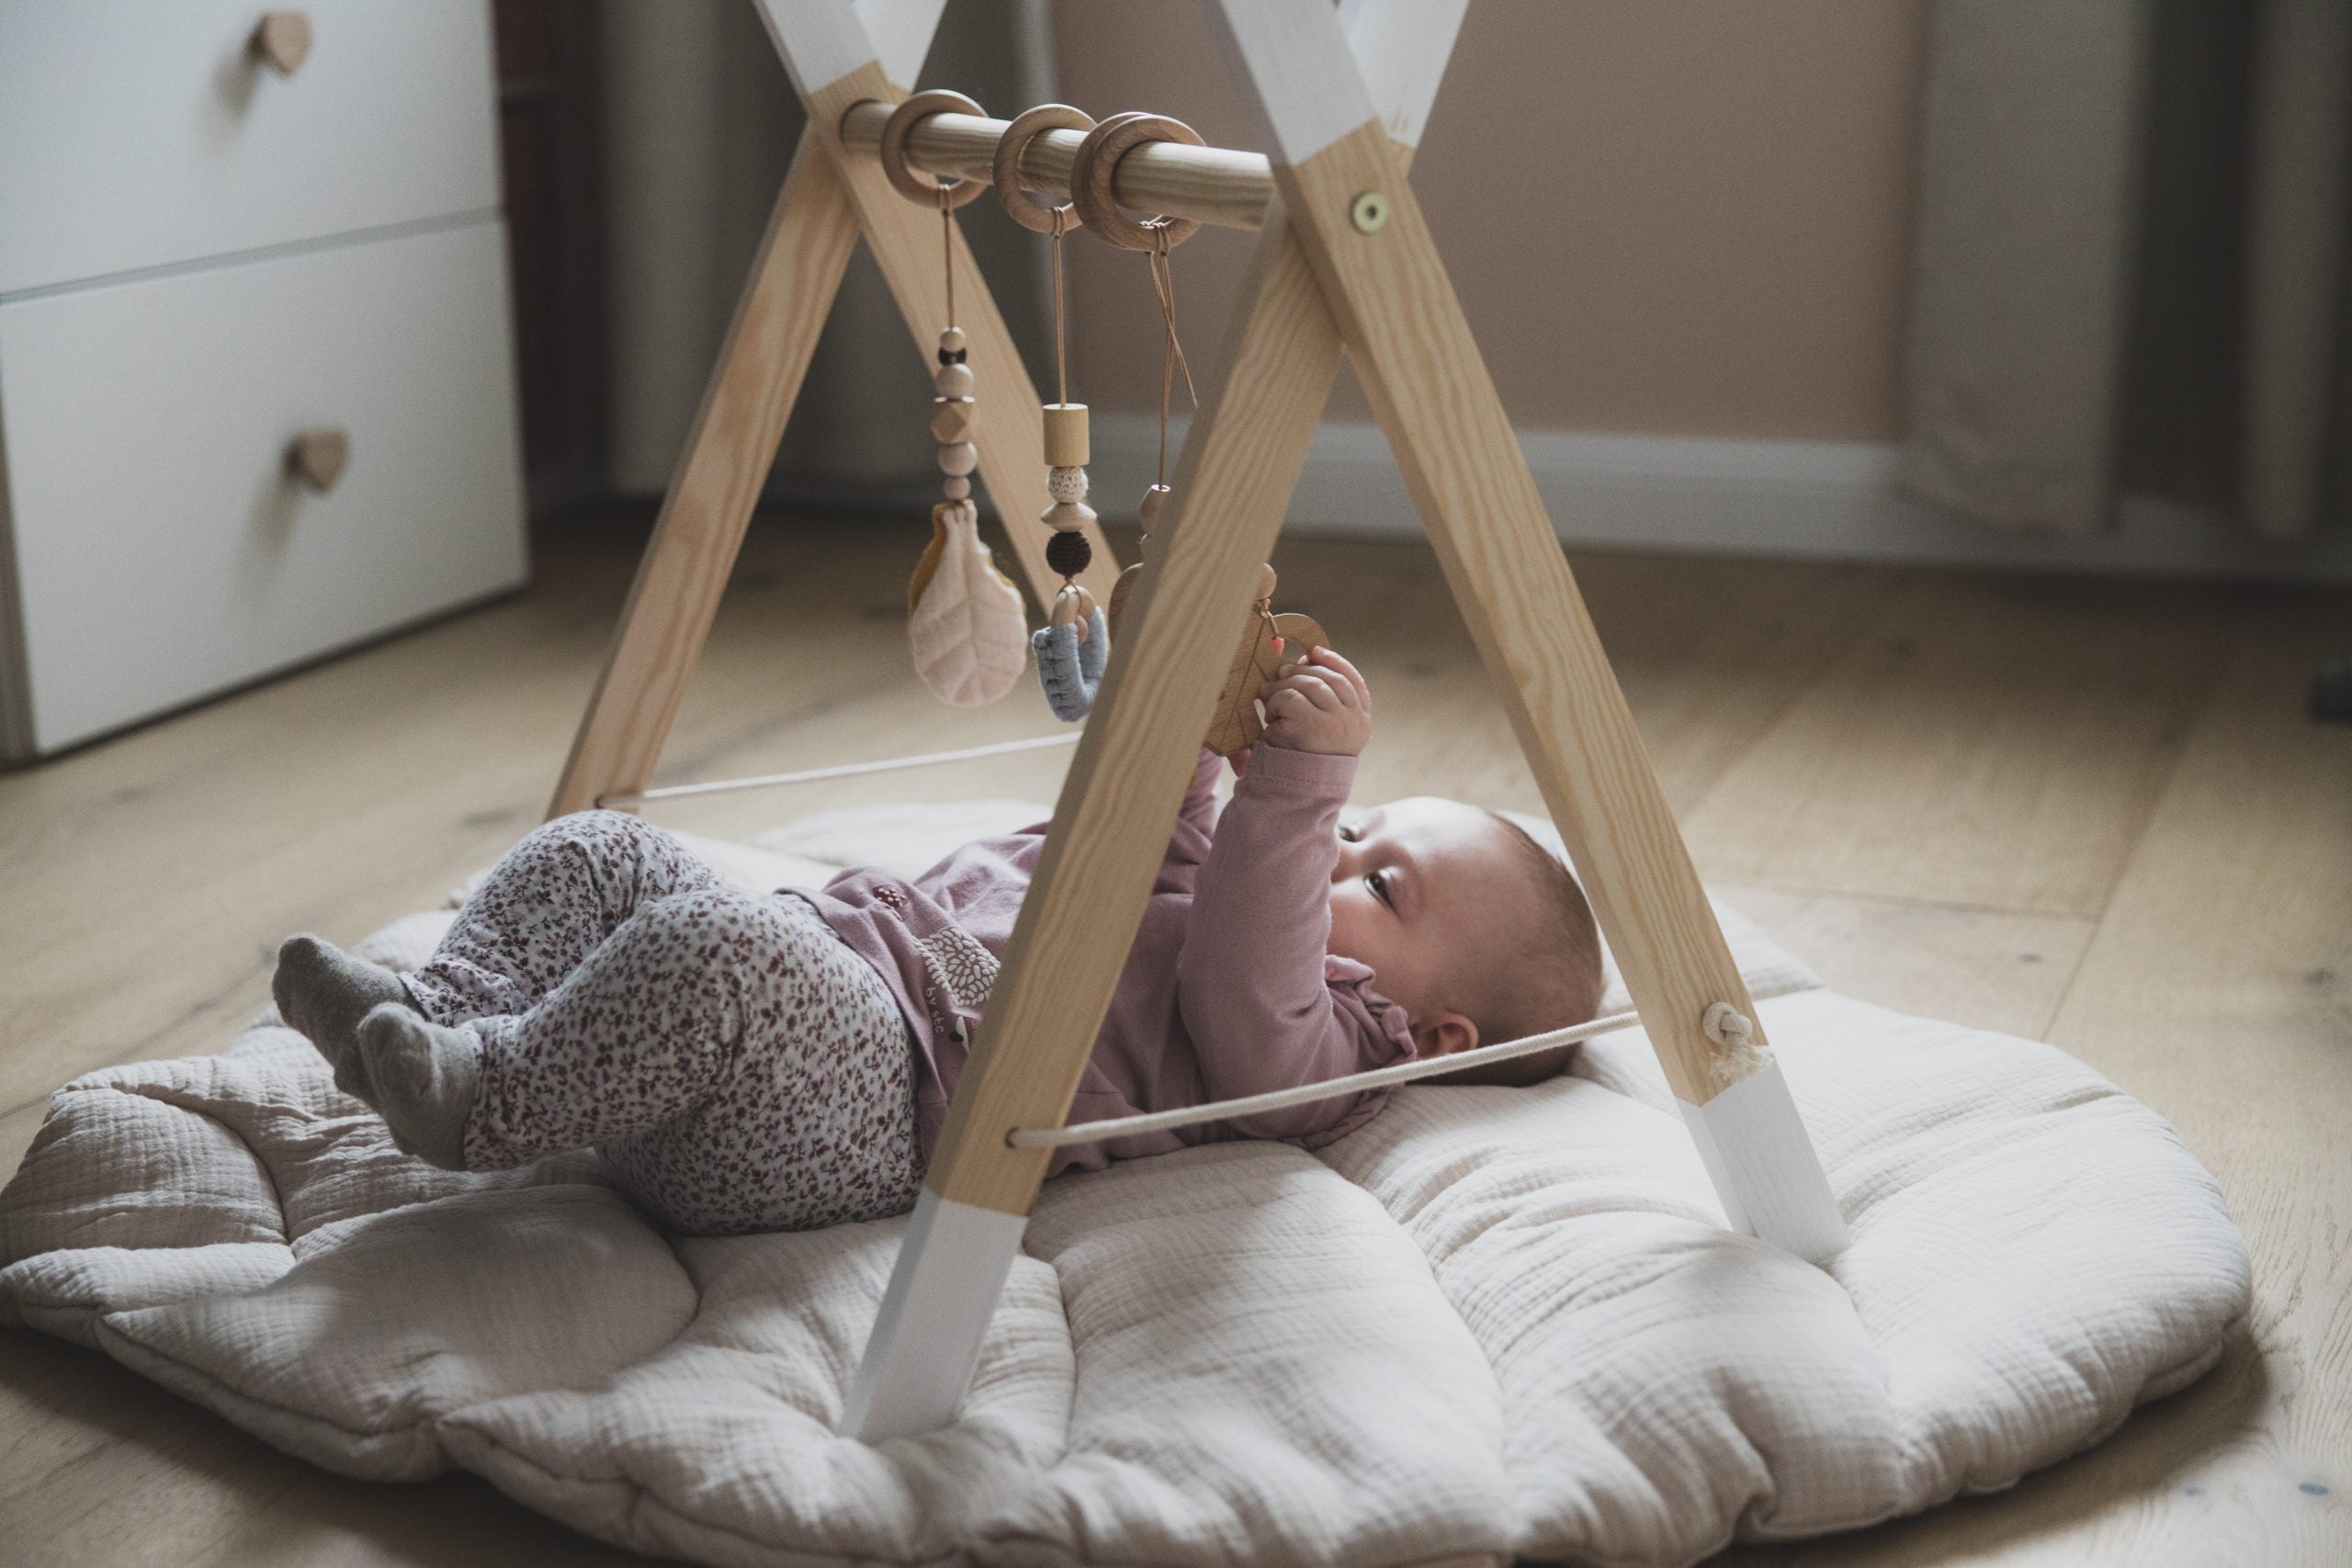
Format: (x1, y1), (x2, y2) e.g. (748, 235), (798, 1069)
(793, 743), (1417, 1176)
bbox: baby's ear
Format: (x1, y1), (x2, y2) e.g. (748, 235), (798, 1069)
(1411, 1012), (1479, 1059)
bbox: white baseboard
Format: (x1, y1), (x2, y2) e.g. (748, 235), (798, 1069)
(1091, 414), (2352, 584)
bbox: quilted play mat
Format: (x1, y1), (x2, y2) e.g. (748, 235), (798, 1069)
(0, 804), (2248, 1567)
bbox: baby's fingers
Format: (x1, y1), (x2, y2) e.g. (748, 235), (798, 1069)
(1268, 666), (1346, 711)
(1265, 687), (1318, 726)
(1295, 662), (1361, 712)
(1306, 647), (1371, 707)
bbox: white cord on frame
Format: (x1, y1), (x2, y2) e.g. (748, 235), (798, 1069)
(1006, 1006), (1658, 1150)
(596, 731), (1082, 809)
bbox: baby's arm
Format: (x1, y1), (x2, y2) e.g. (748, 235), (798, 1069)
(1172, 744), (1225, 855)
(986, 746), (1223, 865)
(1177, 650), (1391, 1136)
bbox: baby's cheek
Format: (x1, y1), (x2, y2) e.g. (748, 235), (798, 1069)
(1324, 889), (1371, 962)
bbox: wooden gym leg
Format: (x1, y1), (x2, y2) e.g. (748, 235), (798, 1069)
(1214, 0), (1847, 1263)
(548, 134), (863, 819)
(817, 0), (1467, 1443)
(838, 208), (1342, 1438)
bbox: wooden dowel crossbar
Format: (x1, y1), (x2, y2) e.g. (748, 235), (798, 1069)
(837, 101), (1272, 232)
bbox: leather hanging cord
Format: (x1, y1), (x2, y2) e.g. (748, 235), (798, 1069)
(1148, 222), (1196, 491)
(938, 184), (955, 327)
(1051, 207), (1069, 407)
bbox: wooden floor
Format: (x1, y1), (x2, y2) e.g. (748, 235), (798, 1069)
(2, 510), (2346, 1565)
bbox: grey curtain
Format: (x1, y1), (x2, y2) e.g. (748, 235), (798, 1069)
(1903, 0), (2351, 541)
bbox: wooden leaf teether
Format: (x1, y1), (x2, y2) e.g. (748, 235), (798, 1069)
(1204, 609), (1327, 756)
(908, 502), (1028, 706)
(1106, 560), (1143, 639)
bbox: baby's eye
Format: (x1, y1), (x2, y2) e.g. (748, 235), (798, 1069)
(1339, 823), (1362, 842)
(1365, 869), (1392, 907)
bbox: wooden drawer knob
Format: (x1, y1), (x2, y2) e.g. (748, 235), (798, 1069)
(252, 10), (314, 76)
(287, 428), (349, 491)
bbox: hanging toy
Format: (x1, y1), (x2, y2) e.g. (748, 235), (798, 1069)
(995, 104), (1108, 722)
(1066, 110), (1302, 754)
(1032, 402), (1106, 720)
(1057, 112), (1222, 722)
(884, 91), (1028, 708)
(1107, 482), (1159, 639)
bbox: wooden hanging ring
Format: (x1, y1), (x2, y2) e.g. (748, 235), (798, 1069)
(1071, 112), (1204, 252)
(993, 103), (1095, 233)
(873, 90), (988, 209)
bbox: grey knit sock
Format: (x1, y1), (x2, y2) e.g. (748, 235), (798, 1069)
(274, 934), (408, 1095)
(353, 1002), (481, 1171)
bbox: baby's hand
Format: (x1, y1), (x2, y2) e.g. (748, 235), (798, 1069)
(1258, 647), (1371, 757)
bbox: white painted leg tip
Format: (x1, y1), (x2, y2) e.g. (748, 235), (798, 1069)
(1678, 1059), (1848, 1267)
(841, 1190), (1027, 1441)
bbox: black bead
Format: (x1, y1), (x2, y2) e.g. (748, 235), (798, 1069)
(1045, 530), (1092, 578)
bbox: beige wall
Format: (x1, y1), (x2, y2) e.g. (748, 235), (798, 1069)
(1052, 0), (1929, 443)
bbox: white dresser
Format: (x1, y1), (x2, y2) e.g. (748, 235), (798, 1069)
(0, 0), (527, 760)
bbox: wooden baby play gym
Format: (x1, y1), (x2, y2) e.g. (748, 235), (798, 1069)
(551, 0), (1848, 1440)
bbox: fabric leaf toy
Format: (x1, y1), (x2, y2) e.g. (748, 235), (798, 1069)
(908, 500), (1028, 706)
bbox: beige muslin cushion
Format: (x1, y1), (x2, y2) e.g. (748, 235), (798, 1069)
(0, 805), (2248, 1567)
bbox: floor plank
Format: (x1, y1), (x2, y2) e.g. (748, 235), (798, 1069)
(1681, 571), (2251, 917)
(2027, 626), (2349, 1562)
(1713, 884), (2094, 1041)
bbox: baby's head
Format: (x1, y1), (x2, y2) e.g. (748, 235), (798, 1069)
(1329, 798), (1604, 1084)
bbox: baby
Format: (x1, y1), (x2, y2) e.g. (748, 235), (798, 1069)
(272, 648), (1604, 1236)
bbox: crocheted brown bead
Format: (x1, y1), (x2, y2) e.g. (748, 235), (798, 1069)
(1045, 529), (1092, 578)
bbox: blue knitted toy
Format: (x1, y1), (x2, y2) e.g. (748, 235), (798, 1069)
(1033, 609), (1109, 721)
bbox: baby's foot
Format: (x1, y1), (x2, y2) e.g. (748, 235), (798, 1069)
(352, 1003), (481, 1171)
(274, 935), (407, 1088)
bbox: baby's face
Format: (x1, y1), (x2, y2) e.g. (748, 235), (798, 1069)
(1328, 797), (1529, 1028)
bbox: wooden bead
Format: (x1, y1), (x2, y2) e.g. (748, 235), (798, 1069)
(1255, 564), (1278, 603)
(1042, 402), (1090, 468)
(939, 326), (967, 354)
(929, 399), (971, 443)
(253, 9), (313, 75)
(942, 475), (971, 500)
(934, 362), (975, 398)
(1043, 501), (1096, 532)
(1047, 465), (1089, 503)
(938, 442), (978, 477)
(1137, 484), (1170, 529)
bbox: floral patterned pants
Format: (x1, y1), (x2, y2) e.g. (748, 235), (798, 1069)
(401, 810), (923, 1235)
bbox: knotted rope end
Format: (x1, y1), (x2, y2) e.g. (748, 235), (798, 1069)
(1702, 1001), (1768, 1085)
